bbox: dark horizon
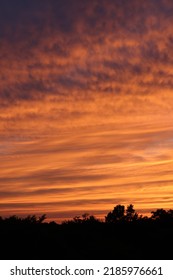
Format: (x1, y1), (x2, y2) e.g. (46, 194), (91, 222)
(0, 203), (172, 224)
(1, 203), (173, 260)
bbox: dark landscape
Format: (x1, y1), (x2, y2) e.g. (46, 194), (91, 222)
(1, 204), (173, 260)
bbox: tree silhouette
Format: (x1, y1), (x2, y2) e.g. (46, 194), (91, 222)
(65, 213), (99, 224)
(38, 214), (47, 223)
(151, 208), (173, 224)
(72, 215), (82, 224)
(125, 204), (138, 221)
(151, 208), (168, 220)
(2, 214), (47, 225)
(82, 213), (90, 221)
(105, 204), (125, 223)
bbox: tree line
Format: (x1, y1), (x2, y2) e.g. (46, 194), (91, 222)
(1, 204), (173, 225)
(1, 204), (173, 259)
(64, 204), (173, 225)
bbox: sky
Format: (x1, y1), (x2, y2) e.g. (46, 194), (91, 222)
(1, 0), (173, 222)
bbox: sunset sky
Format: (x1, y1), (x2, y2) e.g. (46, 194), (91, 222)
(1, 0), (173, 222)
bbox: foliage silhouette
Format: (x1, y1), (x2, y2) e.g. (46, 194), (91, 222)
(105, 204), (125, 223)
(105, 204), (139, 223)
(62, 213), (100, 225)
(125, 204), (138, 221)
(1, 205), (173, 259)
(0, 214), (47, 225)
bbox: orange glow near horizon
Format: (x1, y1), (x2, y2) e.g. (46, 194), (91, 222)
(1, 0), (173, 222)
